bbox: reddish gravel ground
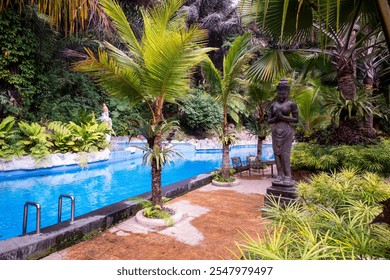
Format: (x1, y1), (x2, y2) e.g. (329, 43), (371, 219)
(49, 176), (268, 260)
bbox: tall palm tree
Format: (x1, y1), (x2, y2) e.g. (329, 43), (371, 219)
(202, 33), (253, 179)
(73, 0), (213, 207)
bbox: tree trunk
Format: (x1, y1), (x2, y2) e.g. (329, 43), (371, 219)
(375, 0), (390, 52)
(363, 77), (374, 131)
(151, 103), (164, 207)
(257, 137), (263, 160)
(338, 71), (356, 101)
(257, 106), (265, 160)
(221, 122), (230, 178)
(151, 132), (163, 207)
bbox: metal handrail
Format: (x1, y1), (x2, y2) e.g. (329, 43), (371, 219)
(22, 202), (41, 235)
(58, 194), (75, 224)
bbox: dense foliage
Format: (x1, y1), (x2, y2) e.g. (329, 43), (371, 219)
(179, 88), (222, 131)
(0, 115), (110, 160)
(291, 139), (390, 174)
(233, 169), (390, 260)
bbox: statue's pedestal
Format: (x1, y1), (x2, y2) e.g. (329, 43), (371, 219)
(264, 181), (298, 208)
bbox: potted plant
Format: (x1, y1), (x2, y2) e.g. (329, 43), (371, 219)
(211, 168), (240, 187)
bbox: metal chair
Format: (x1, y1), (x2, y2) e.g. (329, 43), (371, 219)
(246, 155), (265, 176)
(231, 157), (249, 177)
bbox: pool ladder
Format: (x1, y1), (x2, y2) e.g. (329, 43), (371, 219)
(22, 202), (41, 235)
(22, 194), (75, 236)
(58, 194), (75, 224)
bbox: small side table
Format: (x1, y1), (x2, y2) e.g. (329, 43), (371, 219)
(264, 160), (276, 178)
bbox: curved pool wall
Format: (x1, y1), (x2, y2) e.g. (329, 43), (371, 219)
(0, 143), (274, 259)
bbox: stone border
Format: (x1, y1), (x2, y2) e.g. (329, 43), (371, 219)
(0, 149), (110, 172)
(211, 179), (240, 187)
(0, 172), (212, 260)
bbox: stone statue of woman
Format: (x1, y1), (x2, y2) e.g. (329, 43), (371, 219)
(267, 78), (299, 186)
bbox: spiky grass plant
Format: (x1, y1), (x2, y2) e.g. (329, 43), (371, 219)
(291, 139), (390, 174)
(231, 169), (390, 260)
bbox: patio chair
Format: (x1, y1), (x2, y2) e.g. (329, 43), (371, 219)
(231, 157), (249, 177)
(246, 155), (266, 176)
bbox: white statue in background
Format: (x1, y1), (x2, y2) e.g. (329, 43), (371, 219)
(99, 103), (113, 142)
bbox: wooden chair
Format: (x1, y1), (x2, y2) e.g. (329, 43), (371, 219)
(231, 157), (249, 177)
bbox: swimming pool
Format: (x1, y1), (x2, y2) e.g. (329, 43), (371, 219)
(0, 143), (274, 241)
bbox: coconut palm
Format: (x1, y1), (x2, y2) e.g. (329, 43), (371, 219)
(73, 0), (213, 207)
(202, 33), (253, 179)
(245, 82), (273, 159)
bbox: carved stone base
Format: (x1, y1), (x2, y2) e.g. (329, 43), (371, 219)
(264, 182), (298, 208)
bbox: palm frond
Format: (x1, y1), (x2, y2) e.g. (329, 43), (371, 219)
(99, 0), (142, 57)
(248, 49), (292, 82)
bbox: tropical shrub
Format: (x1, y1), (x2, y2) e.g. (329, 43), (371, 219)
(232, 169), (390, 260)
(67, 118), (111, 153)
(179, 89), (222, 131)
(291, 140), (390, 174)
(17, 121), (53, 160)
(0, 115), (110, 160)
(0, 116), (25, 160)
(132, 197), (173, 226)
(211, 168), (236, 182)
(48, 121), (77, 153)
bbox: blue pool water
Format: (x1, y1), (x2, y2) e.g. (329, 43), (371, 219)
(0, 143), (274, 241)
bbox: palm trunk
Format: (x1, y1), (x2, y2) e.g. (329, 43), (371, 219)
(257, 137), (263, 160)
(257, 106), (265, 160)
(151, 132), (163, 207)
(337, 63), (356, 123)
(151, 104), (164, 207)
(364, 76), (374, 131)
(375, 0), (390, 51)
(221, 123), (230, 178)
(338, 71), (356, 101)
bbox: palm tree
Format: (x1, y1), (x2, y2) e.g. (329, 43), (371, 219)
(0, 0), (110, 35)
(291, 82), (330, 137)
(181, 0), (242, 70)
(202, 33), (253, 179)
(241, 0), (385, 100)
(238, 0), (390, 51)
(73, 0), (213, 207)
(240, 0), (389, 136)
(245, 82), (273, 159)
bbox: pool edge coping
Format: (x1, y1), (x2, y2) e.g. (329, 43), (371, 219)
(0, 173), (212, 260)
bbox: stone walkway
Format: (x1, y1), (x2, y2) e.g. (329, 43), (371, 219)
(44, 172), (272, 260)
